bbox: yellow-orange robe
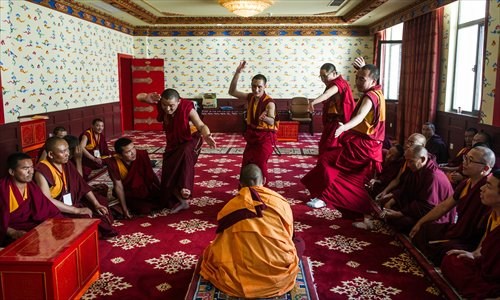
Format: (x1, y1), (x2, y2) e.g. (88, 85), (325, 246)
(200, 186), (299, 298)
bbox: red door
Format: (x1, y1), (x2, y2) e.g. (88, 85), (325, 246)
(131, 59), (164, 131)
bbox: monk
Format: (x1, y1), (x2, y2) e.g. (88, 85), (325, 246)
(200, 164), (299, 298)
(422, 122), (448, 164)
(440, 127), (477, 170)
(34, 137), (118, 238)
(410, 146), (495, 264)
(137, 89), (216, 213)
(302, 63), (386, 216)
(38, 126), (68, 162)
(228, 60), (277, 182)
(440, 169), (500, 299)
(79, 118), (111, 180)
(367, 144), (405, 198)
(1, 153), (62, 246)
(309, 63), (356, 154)
(105, 137), (163, 218)
(381, 145), (455, 234)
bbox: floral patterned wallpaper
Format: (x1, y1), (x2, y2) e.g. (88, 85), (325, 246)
(0, 0), (133, 123)
(133, 36), (372, 99)
(481, 0), (499, 125)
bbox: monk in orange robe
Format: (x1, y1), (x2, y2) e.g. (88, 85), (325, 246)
(105, 137), (163, 218)
(440, 169), (500, 299)
(410, 146), (495, 264)
(34, 137), (117, 238)
(302, 63), (386, 218)
(228, 60), (278, 182)
(200, 164), (299, 298)
(79, 118), (111, 180)
(137, 89), (216, 213)
(309, 63), (356, 154)
(1, 152), (62, 246)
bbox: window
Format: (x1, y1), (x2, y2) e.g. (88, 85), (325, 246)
(451, 0), (486, 113)
(378, 23), (403, 101)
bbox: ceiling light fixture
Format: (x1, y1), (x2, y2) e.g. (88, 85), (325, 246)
(219, 0), (274, 18)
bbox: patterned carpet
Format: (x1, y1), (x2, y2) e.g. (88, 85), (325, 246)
(83, 131), (447, 300)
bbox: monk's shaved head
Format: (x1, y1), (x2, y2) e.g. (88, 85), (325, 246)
(406, 145), (428, 158)
(474, 146), (496, 168)
(45, 136), (67, 152)
(406, 133), (427, 148)
(240, 164), (264, 187)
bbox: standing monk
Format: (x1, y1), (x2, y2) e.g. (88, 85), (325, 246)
(309, 63), (356, 155)
(137, 89), (216, 213)
(79, 118), (111, 180)
(228, 61), (277, 182)
(34, 137), (117, 238)
(1, 153), (62, 246)
(302, 63), (386, 214)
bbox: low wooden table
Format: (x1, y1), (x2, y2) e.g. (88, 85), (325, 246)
(0, 218), (100, 300)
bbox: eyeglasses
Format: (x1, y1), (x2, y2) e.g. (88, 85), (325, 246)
(319, 72), (334, 79)
(463, 155), (486, 165)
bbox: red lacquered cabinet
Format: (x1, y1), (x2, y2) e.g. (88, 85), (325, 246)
(0, 219), (100, 300)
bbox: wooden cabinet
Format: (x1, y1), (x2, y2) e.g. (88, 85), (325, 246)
(18, 116), (48, 161)
(0, 219), (100, 300)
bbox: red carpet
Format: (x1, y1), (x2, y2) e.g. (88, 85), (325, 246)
(82, 131), (447, 300)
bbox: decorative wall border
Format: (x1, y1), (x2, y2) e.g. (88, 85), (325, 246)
(133, 26), (370, 37)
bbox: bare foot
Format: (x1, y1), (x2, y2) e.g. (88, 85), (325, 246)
(170, 199), (189, 214)
(180, 188), (191, 199)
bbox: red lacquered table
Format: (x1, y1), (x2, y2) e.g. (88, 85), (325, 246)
(0, 219), (100, 300)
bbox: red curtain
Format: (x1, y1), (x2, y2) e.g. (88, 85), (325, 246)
(396, 8), (443, 143)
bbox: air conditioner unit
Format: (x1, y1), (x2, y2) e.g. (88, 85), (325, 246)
(203, 93), (217, 109)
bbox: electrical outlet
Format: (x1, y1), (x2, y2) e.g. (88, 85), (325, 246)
(449, 143), (454, 150)
(389, 123), (393, 128)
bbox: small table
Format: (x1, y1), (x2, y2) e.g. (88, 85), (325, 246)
(0, 219), (100, 300)
(277, 121), (299, 142)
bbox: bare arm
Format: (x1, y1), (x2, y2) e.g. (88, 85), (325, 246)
(6, 227), (26, 240)
(84, 191), (109, 216)
(376, 166), (404, 200)
(34, 172), (92, 216)
(112, 179), (131, 219)
(228, 61), (249, 100)
(310, 85), (339, 107)
(334, 97), (373, 137)
(79, 134), (99, 164)
(409, 196), (457, 238)
(259, 102), (276, 126)
(73, 145), (84, 176)
(189, 109), (216, 148)
(137, 92), (161, 104)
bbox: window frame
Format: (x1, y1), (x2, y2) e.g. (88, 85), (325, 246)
(377, 40), (402, 102)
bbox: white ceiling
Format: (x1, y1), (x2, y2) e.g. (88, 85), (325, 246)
(72, 0), (421, 27)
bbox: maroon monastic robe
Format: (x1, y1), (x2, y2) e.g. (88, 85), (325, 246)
(301, 85), (385, 215)
(35, 160), (117, 238)
(106, 150), (163, 214)
(370, 157), (405, 197)
(160, 100), (202, 208)
(80, 128), (111, 180)
(318, 75), (356, 154)
(413, 176), (491, 264)
(0, 177), (62, 245)
(388, 159), (455, 233)
(447, 146), (470, 168)
(242, 93), (277, 181)
(441, 216), (500, 299)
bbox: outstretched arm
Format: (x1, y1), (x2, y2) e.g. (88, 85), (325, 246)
(228, 61), (249, 100)
(137, 92), (161, 104)
(353, 57), (366, 70)
(309, 85), (339, 112)
(189, 109), (216, 148)
(259, 102), (276, 126)
(334, 97), (373, 137)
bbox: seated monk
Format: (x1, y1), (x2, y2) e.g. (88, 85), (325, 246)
(367, 144), (405, 198)
(422, 122), (448, 164)
(34, 137), (118, 239)
(381, 145), (455, 234)
(200, 164), (299, 298)
(104, 138), (163, 218)
(38, 126), (68, 162)
(1, 153), (63, 246)
(409, 146), (495, 265)
(79, 118), (111, 180)
(440, 127), (477, 171)
(440, 169), (500, 299)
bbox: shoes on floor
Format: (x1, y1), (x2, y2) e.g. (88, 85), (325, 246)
(307, 198), (326, 209)
(352, 219), (375, 230)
